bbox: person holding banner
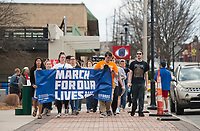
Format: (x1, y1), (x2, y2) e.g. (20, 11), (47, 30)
(42, 59), (53, 116)
(86, 60), (98, 113)
(94, 51), (118, 118)
(154, 61), (172, 113)
(127, 50), (149, 117)
(69, 56), (81, 115)
(53, 52), (73, 118)
(30, 57), (45, 119)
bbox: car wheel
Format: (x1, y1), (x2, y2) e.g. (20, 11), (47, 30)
(175, 100), (184, 115)
(170, 97), (175, 113)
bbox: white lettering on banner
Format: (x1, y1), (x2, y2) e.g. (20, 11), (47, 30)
(55, 69), (97, 100)
(55, 91), (86, 100)
(90, 81), (95, 90)
(56, 69), (91, 80)
(79, 70), (84, 79)
(69, 81), (76, 90)
(56, 70), (65, 79)
(61, 80), (68, 90)
(73, 70), (79, 79)
(65, 70), (72, 79)
(55, 80), (95, 90)
(55, 91), (60, 100)
(98, 94), (110, 99)
(84, 81), (90, 90)
(55, 81), (61, 90)
(77, 81), (83, 90)
(84, 70), (90, 79)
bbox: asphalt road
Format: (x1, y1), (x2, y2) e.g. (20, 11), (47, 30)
(174, 109), (200, 129)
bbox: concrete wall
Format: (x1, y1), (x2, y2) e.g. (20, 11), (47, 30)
(48, 24), (100, 59)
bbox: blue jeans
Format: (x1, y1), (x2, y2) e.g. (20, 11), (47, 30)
(86, 96), (92, 110)
(121, 85), (128, 109)
(70, 99), (79, 111)
(131, 83), (145, 113)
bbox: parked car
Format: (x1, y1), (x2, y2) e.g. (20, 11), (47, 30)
(170, 64), (200, 115)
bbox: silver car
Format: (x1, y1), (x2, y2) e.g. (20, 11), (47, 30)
(170, 64), (200, 115)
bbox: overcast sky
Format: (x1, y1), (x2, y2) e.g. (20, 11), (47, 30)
(13, 0), (122, 42)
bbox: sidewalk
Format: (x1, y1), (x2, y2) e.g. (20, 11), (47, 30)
(7, 104), (198, 131)
(0, 109), (34, 131)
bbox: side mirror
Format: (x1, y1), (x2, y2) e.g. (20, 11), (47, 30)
(171, 76), (177, 82)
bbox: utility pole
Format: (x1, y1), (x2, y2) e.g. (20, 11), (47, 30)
(106, 18), (108, 43)
(112, 9), (116, 43)
(172, 41), (175, 74)
(63, 16), (67, 36)
(142, 0), (148, 62)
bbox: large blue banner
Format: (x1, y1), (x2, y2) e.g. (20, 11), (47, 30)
(35, 68), (112, 103)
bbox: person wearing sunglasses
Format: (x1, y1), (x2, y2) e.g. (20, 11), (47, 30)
(127, 50), (149, 117)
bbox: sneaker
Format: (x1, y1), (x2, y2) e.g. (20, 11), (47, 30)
(116, 108), (120, 114)
(128, 102), (131, 107)
(72, 110), (79, 115)
(138, 112), (145, 117)
(106, 110), (112, 116)
(75, 111), (79, 115)
(86, 110), (90, 113)
(65, 109), (69, 116)
(37, 114), (42, 119)
(46, 111), (51, 116)
(100, 112), (107, 118)
(65, 109), (69, 114)
(56, 113), (61, 118)
(32, 108), (38, 117)
(130, 111), (135, 116)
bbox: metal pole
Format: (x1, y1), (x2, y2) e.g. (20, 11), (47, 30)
(173, 41), (175, 74)
(125, 26), (128, 45)
(112, 9), (116, 42)
(121, 35), (123, 46)
(63, 16), (66, 36)
(148, 0), (157, 110)
(106, 18), (108, 43)
(142, 0), (148, 62)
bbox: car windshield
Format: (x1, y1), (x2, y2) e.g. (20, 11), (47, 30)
(179, 67), (200, 81)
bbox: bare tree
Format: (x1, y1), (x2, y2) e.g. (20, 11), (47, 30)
(154, 0), (197, 67)
(118, 0), (145, 57)
(0, 0), (27, 26)
(117, 0), (198, 66)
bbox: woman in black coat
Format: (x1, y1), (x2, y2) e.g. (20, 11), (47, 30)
(30, 57), (45, 119)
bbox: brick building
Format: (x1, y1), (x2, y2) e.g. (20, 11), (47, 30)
(0, 3), (99, 81)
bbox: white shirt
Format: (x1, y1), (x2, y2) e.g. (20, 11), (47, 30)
(52, 63), (73, 69)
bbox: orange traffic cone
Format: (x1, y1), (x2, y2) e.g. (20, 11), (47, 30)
(156, 69), (164, 115)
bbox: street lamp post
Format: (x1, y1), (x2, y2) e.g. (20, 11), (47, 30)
(120, 32), (123, 46)
(172, 41), (175, 74)
(148, 0), (157, 110)
(123, 23), (129, 45)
